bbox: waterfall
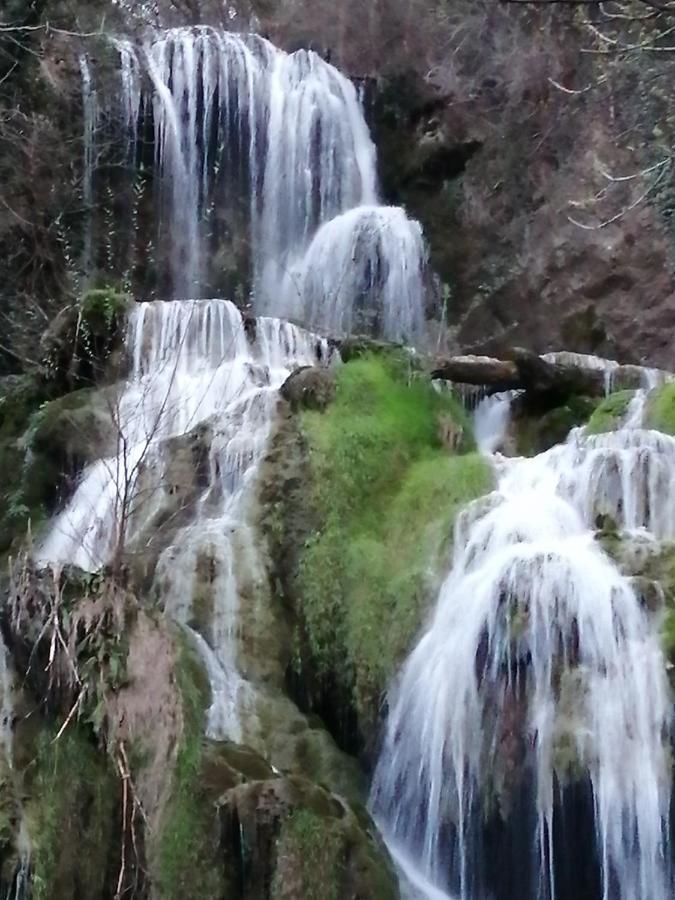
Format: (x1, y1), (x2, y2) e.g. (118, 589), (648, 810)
(37, 299), (330, 570)
(473, 392), (513, 455)
(279, 205), (427, 344)
(95, 28), (426, 340)
(370, 392), (673, 900)
(79, 53), (97, 282)
(37, 299), (332, 739)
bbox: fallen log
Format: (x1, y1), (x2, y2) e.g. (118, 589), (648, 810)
(431, 347), (607, 401)
(430, 355), (520, 390)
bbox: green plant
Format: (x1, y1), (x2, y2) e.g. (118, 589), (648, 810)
(586, 390), (635, 435)
(80, 285), (129, 333)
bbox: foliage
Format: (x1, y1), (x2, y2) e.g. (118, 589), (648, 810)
(80, 285), (130, 334)
(297, 354), (493, 728)
(646, 383), (675, 435)
(28, 726), (116, 900)
(586, 390), (635, 435)
(0, 376), (52, 552)
(155, 639), (223, 900)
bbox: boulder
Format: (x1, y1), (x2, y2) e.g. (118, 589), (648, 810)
(280, 367), (336, 411)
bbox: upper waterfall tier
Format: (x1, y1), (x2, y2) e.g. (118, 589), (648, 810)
(94, 28), (427, 341)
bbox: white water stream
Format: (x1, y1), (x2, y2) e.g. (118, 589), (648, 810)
(102, 27), (426, 341)
(371, 382), (675, 900)
(37, 300), (332, 740)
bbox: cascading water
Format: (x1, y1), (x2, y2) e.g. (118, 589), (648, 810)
(37, 299), (332, 740)
(79, 53), (97, 281)
(371, 386), (674, 900)
(98, 27), (426, 340)
(280, 205), (427, 343)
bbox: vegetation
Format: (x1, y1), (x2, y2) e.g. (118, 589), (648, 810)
(155, 640), (223, 900)
(273, 809), (345, 900)
(297, 354), (493, 728)
(0, 376), (51, 550)
(515, 395), (597, 455)
(646, 383), (675, 435)
(28, 726), (117, 900)
(586, 390), (635, 435)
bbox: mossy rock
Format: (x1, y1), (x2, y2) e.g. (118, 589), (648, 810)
(155, 632), (396, 900)
(79, 286), (129, 338)
(262, 353), (492, 752)
(252, 690), (366, 804)
(41, 287), (129, 388)
(280, 366), (336, 411)
(646, 383), (675, 435)
(24, 725), (118, 900)
(595, 529), (675, 663)
(153, 635), (226, 900)
(0, 751), (25, 891)
(221, 776), (398, 900)
(0, 379), (117, 555)
(514, 395), (598, 455)
(586, 390), (635, 434)
(28, 387), (115, 465)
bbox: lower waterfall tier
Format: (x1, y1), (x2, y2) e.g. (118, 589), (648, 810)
(370, 391), (674, 900)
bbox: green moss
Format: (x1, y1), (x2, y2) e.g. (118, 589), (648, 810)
(28, 726), (116, 900)
(515, 396), (598, 456)
(155, 638), (224, 900)
(298, 355), (493, 727)
(646, 383), (675, 435)
(586, 390), (635, 434)
(273, 808), (344, 900)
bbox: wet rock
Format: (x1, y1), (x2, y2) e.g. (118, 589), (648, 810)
(126, 422), (213, 588)
(280, 366), (336, 411)
(219, 775), (398, 900)
(629, 576), (664, 613)
(513, 395), (597, 456)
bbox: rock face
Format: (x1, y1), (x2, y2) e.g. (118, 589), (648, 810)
(357, 15), (675, 367)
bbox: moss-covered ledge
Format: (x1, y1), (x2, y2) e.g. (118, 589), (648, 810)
(260, 352), (493, 756)
(585, 390), (636, 435)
